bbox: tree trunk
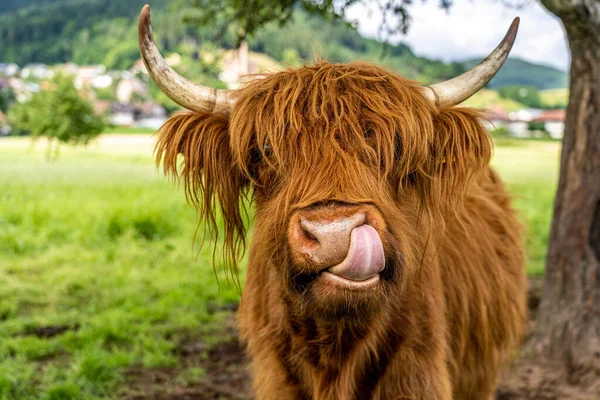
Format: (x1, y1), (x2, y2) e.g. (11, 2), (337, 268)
(535, 0), (600, 380)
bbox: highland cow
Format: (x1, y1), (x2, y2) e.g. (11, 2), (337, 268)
(139, 5), (527, 399)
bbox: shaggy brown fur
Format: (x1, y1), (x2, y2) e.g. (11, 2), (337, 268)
(155, 62), (527, 399)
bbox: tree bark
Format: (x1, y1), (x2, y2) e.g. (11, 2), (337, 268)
(535, 0), (600, 380)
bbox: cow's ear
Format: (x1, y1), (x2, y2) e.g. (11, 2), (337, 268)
(428, 107), (493, 202)
(155, 111), (248, 282)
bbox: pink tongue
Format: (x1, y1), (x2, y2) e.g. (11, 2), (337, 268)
(328, 225), (385, 281)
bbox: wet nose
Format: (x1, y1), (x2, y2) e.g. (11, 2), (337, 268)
(293, 210), (366, 266)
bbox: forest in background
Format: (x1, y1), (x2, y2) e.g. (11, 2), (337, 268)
(0, 0), (568, 89)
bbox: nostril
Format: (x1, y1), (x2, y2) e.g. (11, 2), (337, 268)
(301, 226), (318, 243)
(299, 218), (319, 244)
(293, 210), (371, 267)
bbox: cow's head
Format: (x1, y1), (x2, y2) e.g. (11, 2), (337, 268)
(140, 6), (518, 321)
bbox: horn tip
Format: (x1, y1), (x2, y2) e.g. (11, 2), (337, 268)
(139, 4), (152, 41)
(506, 17), (520, 45)
(140, 4), (151, 21)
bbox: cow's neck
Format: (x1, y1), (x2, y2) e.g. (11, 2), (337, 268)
(279, 299), (403, 399)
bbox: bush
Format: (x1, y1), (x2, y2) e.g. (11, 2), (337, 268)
(7, 74), (105, 160)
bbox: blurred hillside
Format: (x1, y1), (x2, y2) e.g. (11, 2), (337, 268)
(0, 0), (567, 89)
(0, 0), (51, 13)
(462, 57), (568, 90)
(0, 0), (164, 69)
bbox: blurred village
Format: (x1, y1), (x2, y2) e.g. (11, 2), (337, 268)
(0, 41), (567, 140)
(0, 42), (282, 136)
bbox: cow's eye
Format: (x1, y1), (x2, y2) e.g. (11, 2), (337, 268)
(263, 144), (272, 158)
(394, 139), (402, 160)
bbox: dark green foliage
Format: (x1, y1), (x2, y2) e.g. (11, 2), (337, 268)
(0, 0), (60, 14)
(527, 121), (547, 132)
(462, 57), (568, 90)
(180, 0), (299, 45)
(179, 0), (453, 45)
(499, 85), (543, 108)
(0, 0), (167, 66)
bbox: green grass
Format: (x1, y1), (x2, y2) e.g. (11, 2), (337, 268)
(0, 137), (242, 399)
(0, 135), (560, 398)
(101, 126), (157, 135)
(491, 140), (560, 275)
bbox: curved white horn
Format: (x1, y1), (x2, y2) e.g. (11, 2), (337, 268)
(138, 5), (234, 115)
(423, 17), (520, 107)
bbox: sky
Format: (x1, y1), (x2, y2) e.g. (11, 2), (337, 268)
(346, 0), (570, 71)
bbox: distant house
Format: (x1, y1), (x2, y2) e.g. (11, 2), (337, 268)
(481, 108), (530, 137)
(0, 63), (19, 77)
(134, 101), (167, 129)
(109, 103), (136, 127)
(508, 109), (544, 123)
(92, 75), (113, 89)
(106, 101), (166, 128)
(21, 64), (53, 80)
(8, 78), (40, 103)
(504, 108), (546, 138)
(481, 108), (511, 131)
(73, 65), (113, 89)
(219, 42), (282, 89)
(531, 109), (566, 139)
(481, 106), (564, 139)
(116, 77), (149, 103)
(220, 42), (257, 89)
(506, 120), (530, 138)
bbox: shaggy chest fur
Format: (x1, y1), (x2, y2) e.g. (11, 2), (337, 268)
(239, 248), (455, 400)
(283, 312), (401, 398)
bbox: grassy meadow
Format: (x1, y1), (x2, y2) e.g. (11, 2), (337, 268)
(0, 135), (560, 399)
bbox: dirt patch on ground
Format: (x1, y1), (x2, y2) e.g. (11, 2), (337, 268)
(121, 278), (599, 399)
(22, 324), (80, 339)
(497, 359), (600, 400)
(496, 278), (600, 400)
(122, 315), (251, 400)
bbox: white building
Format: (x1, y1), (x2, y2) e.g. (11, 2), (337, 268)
(21, 64), (53, 80)
(116, 77), (148, 103)
(507, 121), (530, 138)
(0, 63), (20, 77)
(531, 109), (566, 139)
(74, 65), (113, 89)
(219, 42), (260, 89)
